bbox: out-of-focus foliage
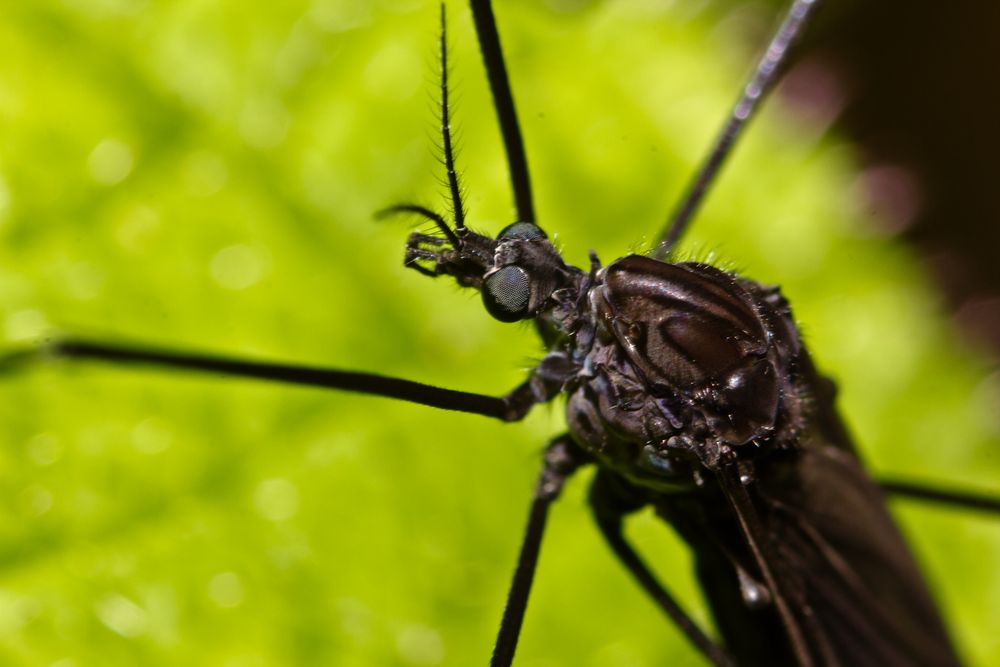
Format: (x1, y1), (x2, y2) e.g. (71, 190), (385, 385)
(0, 1), (997, 665)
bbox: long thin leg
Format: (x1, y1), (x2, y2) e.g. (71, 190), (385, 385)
(1, 339), (555, 422)
(880, 478), (1000, 514)
(589, 470), (734, 667)
(651, 0), (822, 259)
(469, 0), (535, 225)
(491, 436), (588, 667)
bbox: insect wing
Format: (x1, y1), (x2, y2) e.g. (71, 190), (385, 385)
(751, 442), (962, 667)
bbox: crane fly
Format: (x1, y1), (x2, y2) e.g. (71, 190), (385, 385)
(1, 0), (999, 665)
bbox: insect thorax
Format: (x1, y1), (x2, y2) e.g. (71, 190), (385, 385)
(407, 219), (811, 490)
(560, 255), (810, 491)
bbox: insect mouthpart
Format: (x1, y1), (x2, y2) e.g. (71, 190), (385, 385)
(402, 222), (497, 287)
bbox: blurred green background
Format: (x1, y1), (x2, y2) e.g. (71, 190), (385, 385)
(1, 0), (998, 665)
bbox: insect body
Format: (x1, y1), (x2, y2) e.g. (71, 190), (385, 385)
(404, 160), (960, 664)
(2, 1), (999, 666)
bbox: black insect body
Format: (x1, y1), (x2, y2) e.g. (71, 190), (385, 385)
(6, 0), (999, 665)
(565, 256), (800, 478)
(404, 189), (961, 665)
(583, 260), (961, 666)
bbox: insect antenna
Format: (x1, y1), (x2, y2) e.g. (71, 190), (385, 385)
(438, 2), (467, 231)
(651, 0), (822, 260)
(377, 6), (467, 244)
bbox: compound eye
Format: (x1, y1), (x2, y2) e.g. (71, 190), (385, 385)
(482, 266), (531, 322)
(497, 221), (547, 241)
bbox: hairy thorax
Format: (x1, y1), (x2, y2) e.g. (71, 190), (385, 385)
(563, 255), (809, 491)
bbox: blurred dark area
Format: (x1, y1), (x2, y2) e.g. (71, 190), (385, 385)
(800, 0), (1000, 359)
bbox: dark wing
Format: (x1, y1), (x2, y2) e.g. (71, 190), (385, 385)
(660, 349), (963, 666)
(750, 440), (962, 667)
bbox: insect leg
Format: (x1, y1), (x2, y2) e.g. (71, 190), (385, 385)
(469, 0), (535, 225)
(1, 339), (559, 422)
(588, 470), (735, 667)
(491, 435), (589, 667)
(651, 0), (823, 258)
(880, 478), (1000, 514)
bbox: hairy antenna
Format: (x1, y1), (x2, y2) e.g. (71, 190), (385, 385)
(439, 3), (467, 231)
(373, 5), (466, 247)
